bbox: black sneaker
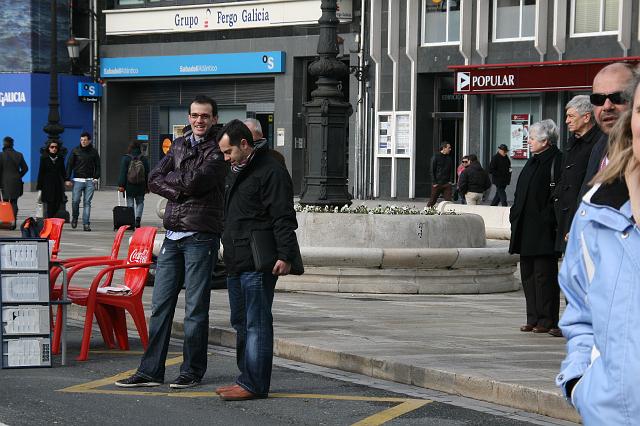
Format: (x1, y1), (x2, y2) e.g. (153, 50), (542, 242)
(83, 224), (91, 232)
(71, 218), (78, 229)
(115, 373), (162, 388)
(170, 374), (201, 389)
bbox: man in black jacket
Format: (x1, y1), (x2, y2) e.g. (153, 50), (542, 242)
(489, 144), (512, 206)
(555, 95), (604, 252)
(116, 95), (226, 389)
(65, 132), (100, 231)
(458, 154), (491, 205)
(427, 142), (453, 207)
(215, 120), (298, 401)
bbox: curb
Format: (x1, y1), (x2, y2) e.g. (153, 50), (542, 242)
(66, 305), (580, 423)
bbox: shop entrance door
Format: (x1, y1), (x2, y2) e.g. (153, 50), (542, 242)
(433, 113), (464, 182)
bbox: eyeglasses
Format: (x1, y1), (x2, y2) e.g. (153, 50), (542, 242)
(590, 92), (626, 106)
(189, 113), (212, 120)
(49, 146), (59, 150)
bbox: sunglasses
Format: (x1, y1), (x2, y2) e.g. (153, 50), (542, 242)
(590, 92), (626, 106)
(49, 145), (59, 150)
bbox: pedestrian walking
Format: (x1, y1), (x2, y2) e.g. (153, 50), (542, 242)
(427, 142), (453, 207)
(458, 154), (491, 205)
(65, 132), (100, 231)
(115, 95), (226, 389)
(36, 141), (66, 219)
(489, 144), (511, 206)
(215, 119), (300, 401)
(509, 119), (563, 337)
(117, 140), (150, 228)
(554, 95), (605, 253)
(0, 136), (28, 224)
(556, 74), (640, 425)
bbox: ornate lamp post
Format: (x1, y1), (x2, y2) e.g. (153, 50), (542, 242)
(298, 0), (353, 207)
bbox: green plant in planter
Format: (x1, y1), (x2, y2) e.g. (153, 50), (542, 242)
(294, 204), (454, 215)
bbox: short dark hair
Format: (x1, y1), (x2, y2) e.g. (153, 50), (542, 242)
(467, 154), (478, 162)
(189, 95), (218, 117)
(218, 119), (253, 147)
(440, 142), (451, 150)
(80, 131), (91, 140)
(3, 136), (13, 147)
(127, 140), (142, 154)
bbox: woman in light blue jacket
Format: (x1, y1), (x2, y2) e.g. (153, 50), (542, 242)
(556, 74), (640, 425)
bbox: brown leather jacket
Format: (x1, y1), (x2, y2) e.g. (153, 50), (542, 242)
(148, 124), (227, 233)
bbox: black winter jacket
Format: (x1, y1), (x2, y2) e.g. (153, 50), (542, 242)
(578, 131), (609, 200)
(431, 152), (453, 184)
(66, 144), (100, 179)
(509, 145), (563, 257)
(554, 125), (603, 252)
(148, 124), (227, 233)
(488, 153), (511, 187)
(458, 162), (491, 194)
(0, 147), (28, 199)
(223, 143), (298, 275)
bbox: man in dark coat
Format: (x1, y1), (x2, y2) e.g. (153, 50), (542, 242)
(65, 132), (101, 231)
(489, 144), (512, 206)
(458, 154), (491, 205)
(509, 119), (563, 337)
(579, 62), (634, 199)
(427, 142), (453, 207)
(0, 136), (28, 222)
(215, 119), (299, 401)
(37, 141), (67, 218)
(554, 95), (604, 252)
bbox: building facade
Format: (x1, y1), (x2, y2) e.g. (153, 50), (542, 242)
(366, 0), (640, 200)
(98, 0), (361, 194)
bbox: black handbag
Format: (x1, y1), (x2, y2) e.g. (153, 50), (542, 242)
(249, 229), (304, 275)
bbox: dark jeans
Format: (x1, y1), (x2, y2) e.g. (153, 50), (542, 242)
(520, 255), (559, 329)
(227, 271), (278, 396)
(491, 185), (508, 206)
(137, 232), (219, 381)
(8, 199), (18, 219)
(427, 183), (452, 207)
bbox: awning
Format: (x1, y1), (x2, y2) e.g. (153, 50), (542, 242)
(449, 56), (640, 95)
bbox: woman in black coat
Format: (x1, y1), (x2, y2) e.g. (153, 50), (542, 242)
(37, 141), (67, 218)
(0, 136), (28, 220)
(509, 119), (563, 337)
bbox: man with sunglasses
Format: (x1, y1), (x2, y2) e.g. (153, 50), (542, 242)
(579, 62), (634, 198)
(116, 95), (227, 390)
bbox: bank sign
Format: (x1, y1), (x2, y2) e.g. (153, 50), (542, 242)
(105, 0), (352, 35)
(101, 51), (285, 78)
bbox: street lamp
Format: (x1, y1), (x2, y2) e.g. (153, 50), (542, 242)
(298, 0), (353, 207)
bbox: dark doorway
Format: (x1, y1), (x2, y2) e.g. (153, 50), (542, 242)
(256, 113), (274, 148)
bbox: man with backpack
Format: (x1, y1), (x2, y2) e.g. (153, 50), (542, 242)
(117, 141), (149, 228)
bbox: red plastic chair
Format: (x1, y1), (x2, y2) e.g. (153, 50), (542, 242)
(49, 225), (130, 354)
(53, 226), (156, 361)
(42, 218), (65, 259)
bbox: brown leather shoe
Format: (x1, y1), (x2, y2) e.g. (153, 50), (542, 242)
(220, 386), (265, 401)
(519, 324), (535, 332)
(532, 326), (550, 333)
(548, 328), (563, 337)
(215, 384), (240, 395)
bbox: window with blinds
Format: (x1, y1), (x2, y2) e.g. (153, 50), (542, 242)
(421, 0), (461, 45)
(572, 0), (619, 36)
(493, 0), (536, 42)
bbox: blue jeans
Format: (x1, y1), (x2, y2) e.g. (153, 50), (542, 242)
(71, 180), (95, 225)
(137, 233), (219, 381)
(227, 271), (278, 396)
(126, 194), (145, 219)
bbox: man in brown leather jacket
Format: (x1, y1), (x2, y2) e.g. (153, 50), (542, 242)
(116, 95), (227, 389)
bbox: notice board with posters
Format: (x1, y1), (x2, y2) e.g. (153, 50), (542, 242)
(510, 114), (531, 160)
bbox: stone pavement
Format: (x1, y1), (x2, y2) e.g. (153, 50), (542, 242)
(3, 189), (578, 424)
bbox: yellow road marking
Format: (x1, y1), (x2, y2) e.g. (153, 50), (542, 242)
(58, 355), (432, 424)
(352, 400), (432, 426)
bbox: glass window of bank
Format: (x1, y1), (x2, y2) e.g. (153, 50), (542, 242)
(491, 95), (540, 170)
(422, 0), (461, 45)
(570, 0), (619, 37)
(493, 0), (535, 42)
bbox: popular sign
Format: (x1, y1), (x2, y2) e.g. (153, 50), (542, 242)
(105, 0), (352, 35)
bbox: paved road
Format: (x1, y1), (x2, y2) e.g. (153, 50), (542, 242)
(0, 324), (568, 426)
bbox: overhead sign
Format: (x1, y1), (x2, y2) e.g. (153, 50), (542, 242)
(105, 0), (352, 35)
(450, 58), (640, 94)
(77, 82), (102, 103)
(101, 51), (285, 78)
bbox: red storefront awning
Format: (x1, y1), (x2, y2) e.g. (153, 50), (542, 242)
(449, 56), (640, 95)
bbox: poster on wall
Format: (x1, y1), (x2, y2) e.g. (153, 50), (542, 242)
(510, 114), (531, 160)
(378, 115), (391, 155)
(395, 114), (411, 155)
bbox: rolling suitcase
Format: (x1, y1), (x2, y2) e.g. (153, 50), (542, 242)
(0, 192), (15, 230)
(113, 192), (135, 230)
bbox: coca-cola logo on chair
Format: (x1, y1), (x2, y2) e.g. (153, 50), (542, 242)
(129, 248), (150, 263)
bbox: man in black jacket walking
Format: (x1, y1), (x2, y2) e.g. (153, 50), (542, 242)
(489, 144), (511, 206)
(215, 119), (299, 401)
(458, 154), (491, 205)
(65, 132), (100, 231)
(427, 142), (453, 207)
(0, 136), (28, 223)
